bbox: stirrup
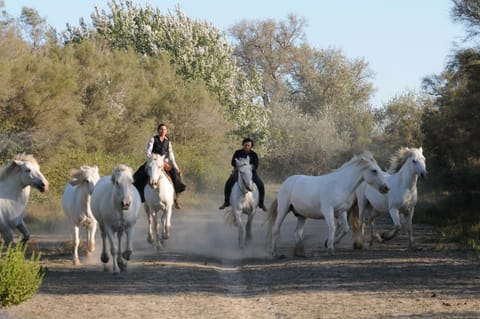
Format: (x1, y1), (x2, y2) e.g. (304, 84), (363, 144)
(219, 202), (229, 210)
(258, 202), (267, 211)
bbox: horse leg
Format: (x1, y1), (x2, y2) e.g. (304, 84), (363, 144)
(246, 211), (256, 243)
(235, 210), (246, 249)
(16, 221), (30, 244)
(324, 209), (336, 255)
(122, 225), (134, 271)
(382, 207), (401, 241)
(106, 227), (119, 274)
(407, 209), (416, 250)
(117, 229), (128, 273)
(163, 206), (172, 240)
(294, 216), (307, 257)
(271, 202), (289, 258)
(153, 211), (163, 250)
(99, 224), (109, 271)
(87, 219), (97, 255)
(334, 211), (350, 245)
(145, 205), (154, 244)
(73, 225), (81, 265)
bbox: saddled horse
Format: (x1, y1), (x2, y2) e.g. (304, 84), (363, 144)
(91, 164), (141, 274)
(226, 156), (259, 249)
(268, 151), (389, 258)
(144, 154), (175, 250)
(352, 147), (427, 249)
(62, 165), (100, 265)
(0, 154), (49, 245)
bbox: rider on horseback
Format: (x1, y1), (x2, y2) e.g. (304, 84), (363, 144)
(134, 124), (186, 209)
(219, 137), (267, 211)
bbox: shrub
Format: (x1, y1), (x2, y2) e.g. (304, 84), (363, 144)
(0, 243), (44, 307)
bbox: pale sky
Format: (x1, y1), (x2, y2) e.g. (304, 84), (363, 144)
(3, 0), (468, 107)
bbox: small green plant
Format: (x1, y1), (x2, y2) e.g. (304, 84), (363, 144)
(0, 243), (44, 307)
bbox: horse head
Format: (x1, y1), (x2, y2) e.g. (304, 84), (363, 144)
(111, 164), (134, 210)
(235, 157), (254, 192)
(409, 147), (427, 179)
(146, 154), (166, 189)
(13, 154), (49, 192)
(69, 165), (100, 194)
(359, 152), (389, 194)
(389, 147), (427, 179)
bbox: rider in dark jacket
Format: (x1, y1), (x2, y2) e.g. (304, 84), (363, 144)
(219, 137), (267, 211)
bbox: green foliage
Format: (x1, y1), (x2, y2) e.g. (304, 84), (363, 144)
(0, 243), (44, 307)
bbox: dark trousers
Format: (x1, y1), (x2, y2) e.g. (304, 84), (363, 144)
(223, 171), (265, 204)
(133, 162), (186, 202)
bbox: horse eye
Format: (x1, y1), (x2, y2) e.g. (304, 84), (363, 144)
(412, 159), (417, 164)
(372, 169), (378, 174)
(26, 169), (31, 173)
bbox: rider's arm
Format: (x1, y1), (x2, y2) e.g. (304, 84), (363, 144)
(145, 136), (155, 158)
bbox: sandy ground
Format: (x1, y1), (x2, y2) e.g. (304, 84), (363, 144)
(1, 206), (479, 319)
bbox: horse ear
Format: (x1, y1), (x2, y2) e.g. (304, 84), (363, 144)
(419, 147), (423, 153)
(13, 160), (23, 166)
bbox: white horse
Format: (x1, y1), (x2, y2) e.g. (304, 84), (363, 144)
(61, 165), (100, 265)
(144, 154), (175, 250)
(0, 154), (49, 245)
(226, 156), (259, 249)
(268, 151), (389, 258)
(91, 164), (141, 274)
(352, 147), (427, 249)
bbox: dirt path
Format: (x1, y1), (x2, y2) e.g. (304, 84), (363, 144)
(1, 208), (479, 319)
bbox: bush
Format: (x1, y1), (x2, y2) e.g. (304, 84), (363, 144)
(0, 243), (44, 307)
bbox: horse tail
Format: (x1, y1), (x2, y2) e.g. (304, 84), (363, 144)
(348, 198), (359, 232)
(349, 198), (364, 250)
(267, 198), (278, 239)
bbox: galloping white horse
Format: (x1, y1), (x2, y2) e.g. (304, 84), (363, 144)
(144, 154), (175, 250)
(0, 154), (49, 245)
(62, 165), (100, 265)
(352, 147), (427, 249)
(91, 164), (141, 274)
(227, 156), (259, 249)
(268, 151), (389, 258)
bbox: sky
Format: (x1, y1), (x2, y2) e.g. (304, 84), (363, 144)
(3, 0), (468, 106)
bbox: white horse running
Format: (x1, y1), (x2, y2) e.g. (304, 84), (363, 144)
(62, 165), (100, 265)
(0, 154), (49, 245)
(268, 151), (389, 258)
(226, 156), (259, 249)
(144, 154), (175, 250)
(352, 147), (427, 249)
(91, 164), (141, 274)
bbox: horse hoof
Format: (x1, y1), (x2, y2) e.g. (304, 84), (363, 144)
(73, 258), (81, 266)
(294, 247), (306, 258)
(353, 242), (363, 250)
(122, 250), (132, 260)
(147, 236), (154, 244)
(101, 253), (109, 263)
(324, 239), (328, 248)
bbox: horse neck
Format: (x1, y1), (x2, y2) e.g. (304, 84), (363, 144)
(335, 162), (369, 195)
(0, 171), (30, 200)
(237, 169), (250, 194)
(396, 161), (418, 190)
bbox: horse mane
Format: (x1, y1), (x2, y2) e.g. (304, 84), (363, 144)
(338, 151), (374, 170)
(68, 166), (93, 186)
(111, 164), (133, 183)
(388, 147), (416, 174)
(0, 153), (37, 181)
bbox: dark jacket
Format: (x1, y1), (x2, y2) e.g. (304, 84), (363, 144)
(231, 149), (259, 171)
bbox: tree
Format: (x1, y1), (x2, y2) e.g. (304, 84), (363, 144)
(64, 0), (268, 143)
(372, 92), (425, 163)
